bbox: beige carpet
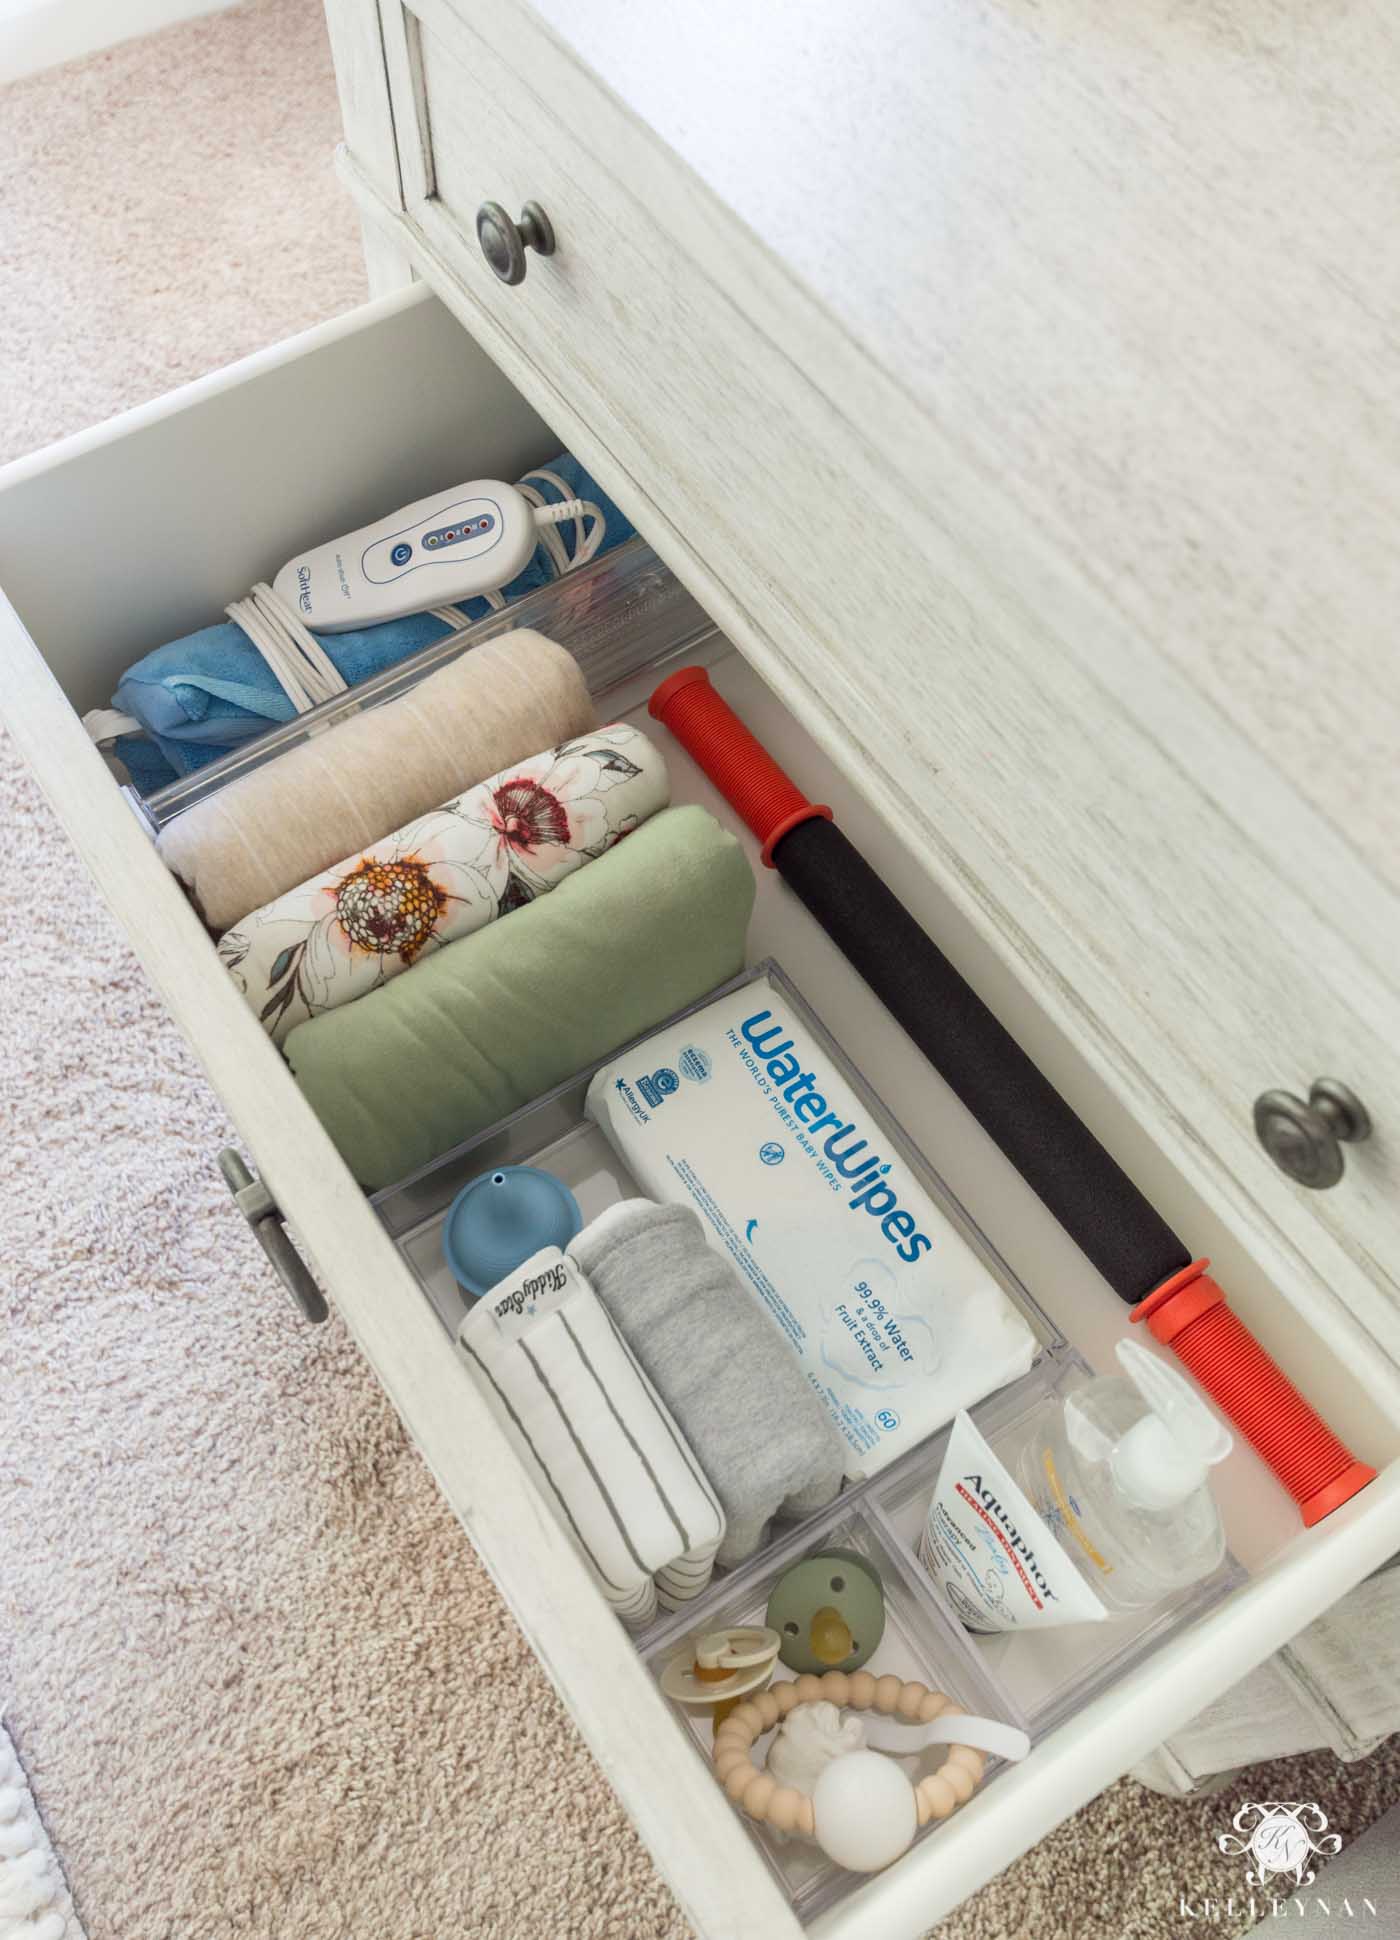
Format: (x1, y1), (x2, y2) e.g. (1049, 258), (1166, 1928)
(1, 5), (1398, 1938)
(0, 0), (365, 459)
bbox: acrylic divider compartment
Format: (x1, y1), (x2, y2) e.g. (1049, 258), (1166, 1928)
(869, 1354), (1247, 1740)
(642, 1498), (1026, 1926)
(369, 963), (760, 1338)
(370, 957), (1066, 1361)
(138, 535), (716, 829)
(372, 1072), (642, 1338)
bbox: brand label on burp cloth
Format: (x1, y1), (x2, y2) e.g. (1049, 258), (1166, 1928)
(470, 1246), (580, 1341)
(585, 975), (1040, 1478)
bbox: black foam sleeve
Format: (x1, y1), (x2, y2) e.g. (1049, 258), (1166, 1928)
(773, 817), (1191, 1306)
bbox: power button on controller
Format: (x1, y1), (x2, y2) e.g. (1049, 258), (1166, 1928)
(390, 542), (413, 567)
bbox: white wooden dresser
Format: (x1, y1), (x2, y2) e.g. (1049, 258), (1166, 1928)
(2, 3), (1399, 1935)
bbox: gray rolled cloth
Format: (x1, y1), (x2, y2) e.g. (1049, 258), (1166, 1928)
(568, 1199), (845, 1568)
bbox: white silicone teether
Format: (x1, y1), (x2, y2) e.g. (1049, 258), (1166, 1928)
(862, 1711), (1030, 1763)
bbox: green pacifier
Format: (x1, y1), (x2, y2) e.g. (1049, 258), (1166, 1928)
(765, 1548), (886, 1675)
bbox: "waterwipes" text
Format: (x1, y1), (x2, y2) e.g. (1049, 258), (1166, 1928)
(737, 1008), (933, 1264)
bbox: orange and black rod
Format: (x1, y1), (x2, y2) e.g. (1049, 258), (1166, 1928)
(650, 665), (1374, 1526)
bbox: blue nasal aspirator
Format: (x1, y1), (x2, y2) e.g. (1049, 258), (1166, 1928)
(442, 1164), (584, 1297)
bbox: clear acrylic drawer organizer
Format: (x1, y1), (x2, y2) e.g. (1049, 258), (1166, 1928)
(369, 959), (1062, 1355)
(130, 509), (1249, 1913)
(135, 534), (710, 830)
(367, 961), (1242, 1920)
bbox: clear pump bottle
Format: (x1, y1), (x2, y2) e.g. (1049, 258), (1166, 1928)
(1018, 1340), (1234, 1612)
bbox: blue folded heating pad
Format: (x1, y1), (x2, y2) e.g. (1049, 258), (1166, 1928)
(112, 456), (634, 791)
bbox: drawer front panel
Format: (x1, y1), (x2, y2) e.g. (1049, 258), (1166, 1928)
(351, 0), (1400, 1391)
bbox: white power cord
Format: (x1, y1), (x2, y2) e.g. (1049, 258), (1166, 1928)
(224, 581), (348, 711)
(519, 470), (606, 578)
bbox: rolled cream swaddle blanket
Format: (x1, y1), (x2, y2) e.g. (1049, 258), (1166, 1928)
(157, 629), (596, 934)
(456, 1247), (725, 1629)
(219, 724), (669, 1042)
(285, 804), (755, 1189)
(569, 1200), (846, 1567)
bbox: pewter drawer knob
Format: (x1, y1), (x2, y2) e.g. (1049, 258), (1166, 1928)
(218, 1148), (328, 1323)
(475, 200), (555, 285)
(1253, 1079), (1372, 1189)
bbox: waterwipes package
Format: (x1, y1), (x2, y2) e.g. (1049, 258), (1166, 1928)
(584, 970), (1039, 1478)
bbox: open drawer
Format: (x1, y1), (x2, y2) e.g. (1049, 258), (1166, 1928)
(2, 284), (1399, 1940)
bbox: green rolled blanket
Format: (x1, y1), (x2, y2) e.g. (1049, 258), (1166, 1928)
(284, 804), (755, 1188)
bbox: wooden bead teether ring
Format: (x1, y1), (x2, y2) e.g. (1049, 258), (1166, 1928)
(711, 1673), (988, 1850)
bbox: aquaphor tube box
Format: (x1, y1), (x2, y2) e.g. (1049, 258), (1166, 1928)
(585, 967), (1040, 1478)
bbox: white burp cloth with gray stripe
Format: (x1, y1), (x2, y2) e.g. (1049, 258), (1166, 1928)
(455, 1247), (724, 1628)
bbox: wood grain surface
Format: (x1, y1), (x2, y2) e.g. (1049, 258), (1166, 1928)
(528, 0), (1400, 887)
(345, 0), (1400, 1375)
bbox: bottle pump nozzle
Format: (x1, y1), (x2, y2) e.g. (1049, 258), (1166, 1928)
(1112, 1339), (1234, 1510)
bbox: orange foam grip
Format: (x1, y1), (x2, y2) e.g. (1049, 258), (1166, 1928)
(1133, 1264), (1375, 1525)
(649, 665), (832, 866)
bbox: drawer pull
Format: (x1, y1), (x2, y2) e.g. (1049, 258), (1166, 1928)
(1253, 1079), (1372, 1189)
(475, 199), (555, 285)
(218, 1148), (329, 1323)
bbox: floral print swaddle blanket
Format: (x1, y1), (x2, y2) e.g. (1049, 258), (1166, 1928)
(220, 723), (670, 1043)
